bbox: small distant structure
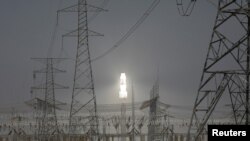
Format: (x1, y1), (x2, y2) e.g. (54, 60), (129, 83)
(140, 76), (172, 141)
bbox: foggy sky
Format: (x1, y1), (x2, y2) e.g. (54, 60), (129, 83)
(0, 0), (217, 113)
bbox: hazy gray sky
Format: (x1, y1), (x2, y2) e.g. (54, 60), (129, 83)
(0, 0), (217, 112)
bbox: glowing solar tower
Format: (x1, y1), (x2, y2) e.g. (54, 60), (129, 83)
(119, 73), (127, 141)
(119, 73), (128, 99)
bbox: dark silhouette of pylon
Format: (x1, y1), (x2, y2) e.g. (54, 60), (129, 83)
(58, 0), (106, 140)
(187, 1), (250, 141)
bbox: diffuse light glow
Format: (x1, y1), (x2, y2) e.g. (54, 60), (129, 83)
(119, 73), (127, 98)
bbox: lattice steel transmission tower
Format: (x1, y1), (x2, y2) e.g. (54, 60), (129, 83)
(147, 76), (160, 141)
(58, 0), (106, 138)
(31, 58), (67, 141)
(186, 1), (250, 141)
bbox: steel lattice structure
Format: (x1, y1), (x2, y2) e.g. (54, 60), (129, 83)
(148, 77), (161, 141)
(58, 0), (106, 139)
(187, 1), (250, 141)
(31, 58), (67, 141)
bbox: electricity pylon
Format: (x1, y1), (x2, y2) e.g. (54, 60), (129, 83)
(31, 58), (68, 141)
(148, 76), (160, 141)
(187, 1), (250, 141)
(58, 0), (106, 139)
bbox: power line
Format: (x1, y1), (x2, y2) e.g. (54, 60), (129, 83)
(176, 0), (196, 16)
(206, 0), (217, 8)
(92, 0), (160, 62)
(47, 0), (63, 58)
(88, 0), (110, 24)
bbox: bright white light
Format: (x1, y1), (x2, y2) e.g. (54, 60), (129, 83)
(119, 73), (127, 98)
